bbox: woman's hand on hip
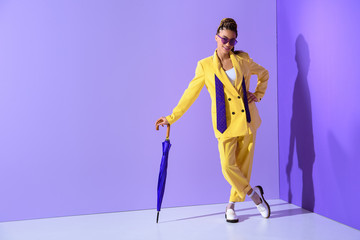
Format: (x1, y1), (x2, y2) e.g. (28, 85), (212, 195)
(247, 91), (258, 103)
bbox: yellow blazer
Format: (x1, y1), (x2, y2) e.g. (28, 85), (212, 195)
(165, 49), (269, 138)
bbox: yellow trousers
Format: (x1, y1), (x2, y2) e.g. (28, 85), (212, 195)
(217, 132), (257, 202)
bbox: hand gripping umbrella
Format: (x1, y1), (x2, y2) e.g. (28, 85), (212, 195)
(155, 123), (171, 223)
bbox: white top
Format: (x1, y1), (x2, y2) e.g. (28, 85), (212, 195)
(225, 67), (236, 86)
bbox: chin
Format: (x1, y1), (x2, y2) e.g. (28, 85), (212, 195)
(223, 47), (231, 52)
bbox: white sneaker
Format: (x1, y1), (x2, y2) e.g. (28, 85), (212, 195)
(225, 208), (239, 223)
(253, 185), (271, 218)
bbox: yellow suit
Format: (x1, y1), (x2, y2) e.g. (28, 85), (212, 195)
(165, 49), (269, 202)
(166, 49), (268, 138)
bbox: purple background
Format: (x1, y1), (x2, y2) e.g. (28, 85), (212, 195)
(2, 0), (359, 231)
(277, 0), (360, 230)
(0, 0), (278, 222)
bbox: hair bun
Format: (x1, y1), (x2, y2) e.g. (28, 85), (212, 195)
(221, 18), (237, 24)
(217, 18), (238, 37)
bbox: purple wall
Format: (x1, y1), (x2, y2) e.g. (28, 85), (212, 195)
(277, 0), (360, 230)
(0, 0), (277, 222)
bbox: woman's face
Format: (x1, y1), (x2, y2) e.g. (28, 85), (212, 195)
(215, 29), (237, 55)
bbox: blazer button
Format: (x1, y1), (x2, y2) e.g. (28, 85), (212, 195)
(238, 96), (241, 99)
(228, 98), (231, 101)
(241, 109), (245, 112)
(232, 112), (235, 115)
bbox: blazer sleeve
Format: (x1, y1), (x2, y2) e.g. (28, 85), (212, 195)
(249, 58), (269, 102)
(165, 60), (205, 125)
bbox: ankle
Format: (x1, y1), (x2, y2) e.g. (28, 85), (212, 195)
(227, 202), (235, 210)
(248, 189), (255, 198)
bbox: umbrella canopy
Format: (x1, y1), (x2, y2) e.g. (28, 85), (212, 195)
(155, 124), (171, 223)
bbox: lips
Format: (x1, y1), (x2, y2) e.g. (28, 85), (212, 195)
(223, 46), (231, 51)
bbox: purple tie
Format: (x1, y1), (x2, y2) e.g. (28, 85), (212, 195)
(241, 76), (251, 123)
(215, 74), (227, 133)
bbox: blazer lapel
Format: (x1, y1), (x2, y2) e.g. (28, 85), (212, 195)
(212, 49), (243, 96)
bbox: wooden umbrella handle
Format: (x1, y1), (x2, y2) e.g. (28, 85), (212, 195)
(166, 124), (170, 139)
(156, 122), (170, 139)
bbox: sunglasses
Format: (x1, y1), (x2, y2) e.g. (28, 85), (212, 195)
(217, 34), (238, 46)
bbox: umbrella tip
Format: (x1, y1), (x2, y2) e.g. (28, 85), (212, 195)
(156, 211), (160, 223)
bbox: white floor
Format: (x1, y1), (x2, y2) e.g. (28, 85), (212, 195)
(0, 199), (359, 240)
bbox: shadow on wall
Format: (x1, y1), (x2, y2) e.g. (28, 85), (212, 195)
(286, 34), (316, 212)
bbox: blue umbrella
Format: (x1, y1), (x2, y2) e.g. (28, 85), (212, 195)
(155, 124), (171, 223)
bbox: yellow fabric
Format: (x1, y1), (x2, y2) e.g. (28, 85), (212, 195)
(217, 132), (256, 202)
(165, 49), (268, 202)
(165, 49), (269, 138)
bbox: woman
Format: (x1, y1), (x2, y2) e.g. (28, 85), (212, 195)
(155, 18), (270, 223)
